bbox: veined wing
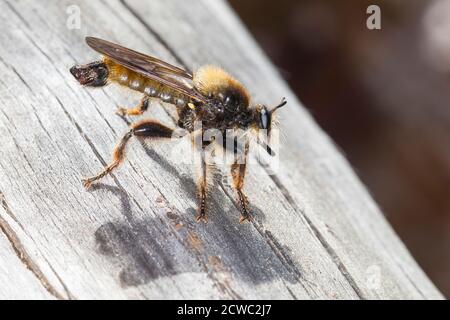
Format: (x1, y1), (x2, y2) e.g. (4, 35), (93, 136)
(86, 37), (207, 103)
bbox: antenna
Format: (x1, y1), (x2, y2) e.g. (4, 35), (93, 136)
(269, 97), (287, 114)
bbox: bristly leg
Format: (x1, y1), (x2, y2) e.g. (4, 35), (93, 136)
(82, 120), (174, 188)
(116, 95), (149, 116)
(230, 141), (251, 223)
(236, 189), (250, 223)
(82, 129), (133, 189)
(196, 141), (209, 223)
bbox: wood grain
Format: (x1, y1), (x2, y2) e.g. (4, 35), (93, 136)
(0, 0), (442, 299)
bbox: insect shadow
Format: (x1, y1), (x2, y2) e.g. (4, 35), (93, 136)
(91, 147), (301, 290)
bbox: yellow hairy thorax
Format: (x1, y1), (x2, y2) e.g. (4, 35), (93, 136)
(193, 65), (250, 104)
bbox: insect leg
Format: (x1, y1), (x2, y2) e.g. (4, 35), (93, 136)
(116, 95), (149, 116)
(195, 141), (209, 223)
(230, 141), (251, 223)
(82, 120), (174, 189)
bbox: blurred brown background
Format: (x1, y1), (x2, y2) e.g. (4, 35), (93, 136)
(229, 0), (450, 297)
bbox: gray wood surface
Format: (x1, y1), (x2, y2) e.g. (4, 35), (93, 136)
(0, 0), (442, 299)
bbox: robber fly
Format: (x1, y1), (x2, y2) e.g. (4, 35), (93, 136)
(70, 37), (286, 223)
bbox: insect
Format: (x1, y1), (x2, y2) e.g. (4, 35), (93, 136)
(70, 37), (286, 223)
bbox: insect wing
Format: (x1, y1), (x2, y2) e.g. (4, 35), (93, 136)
(86, 37), (207, 103)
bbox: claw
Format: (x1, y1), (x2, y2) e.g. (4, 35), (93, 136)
(196, 214), (208, 223)
(115, 107), (126, 116)
(239, 214), (251, 224)
(82, 178), (93, 189)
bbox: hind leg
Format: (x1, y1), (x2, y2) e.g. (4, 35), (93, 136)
(82, 120), (174, 188)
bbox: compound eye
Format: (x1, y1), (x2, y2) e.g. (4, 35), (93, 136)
(260, 108), (269, 129)
(225, 95), (236, 106)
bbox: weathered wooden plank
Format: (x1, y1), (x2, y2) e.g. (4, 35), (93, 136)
(0, 195), (54, 299)
(122, 0), (444, 299)
(0, 0), (442, 299)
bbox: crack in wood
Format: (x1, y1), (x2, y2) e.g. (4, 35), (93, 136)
(44, 257), (76, 300)
(4, 0), (31, 30)
(267, 174), (366, 299)
(216, 179), (314, 298)
(0, 191), (65, 300)
(119, 0), (189, 70)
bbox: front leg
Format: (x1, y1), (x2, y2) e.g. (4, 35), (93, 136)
(115, 95), (149, 116)
(195, 141), (209, 223)
(230, 141), (251, 223)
